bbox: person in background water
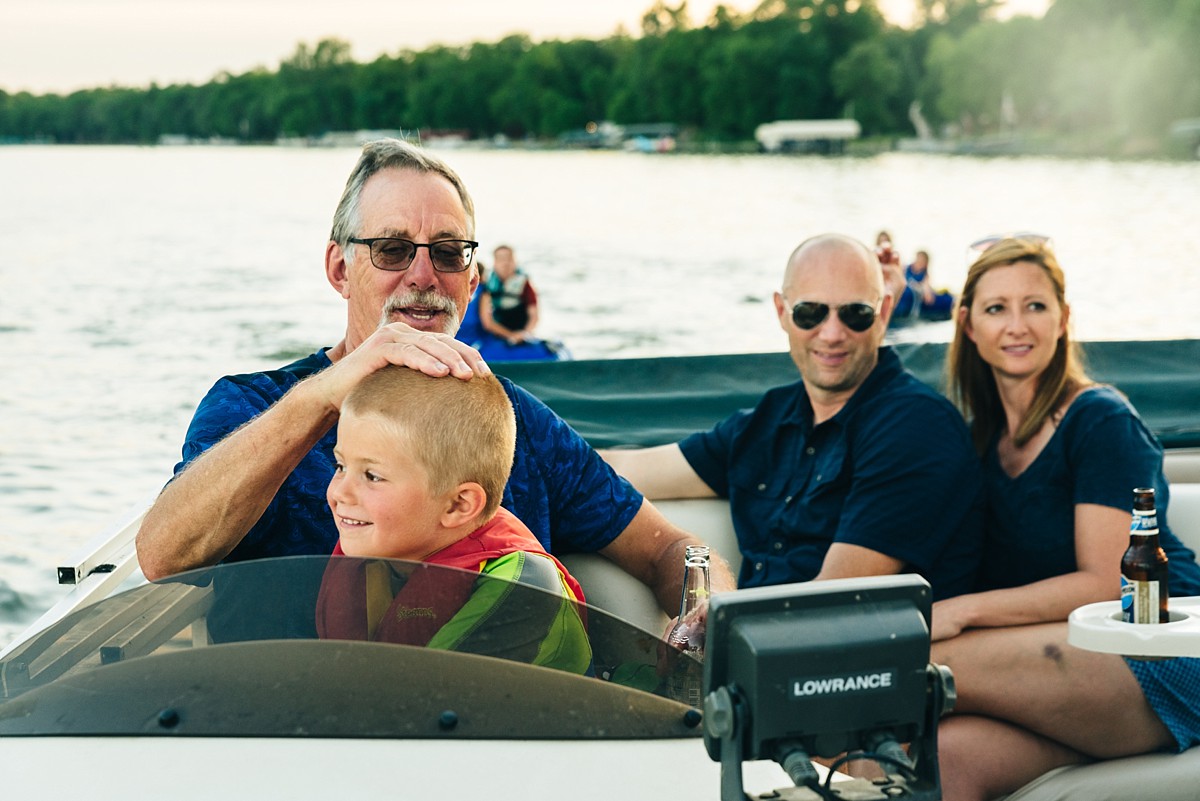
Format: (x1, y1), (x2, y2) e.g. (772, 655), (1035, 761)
(893, 249), (955, 321)
(601, 233), (983, 602)
(931, 236), (1200, 801)
(316, 365), (590, 675)
(136, 137), (734, 618)
(906, 250), (938, 307)
(875, 229), (896, 261)
(874, 229), (907, 303)
(480, 244), (539, 345)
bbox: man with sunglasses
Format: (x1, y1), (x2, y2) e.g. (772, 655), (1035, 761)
(137, 138), (734, 618)
(603, 234), (982, 600)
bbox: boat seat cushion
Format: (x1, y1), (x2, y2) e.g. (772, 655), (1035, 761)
(560, 498), (739, 634)
(1165, 448), (1200, 485)
(1168, 482), (1200, 554)
(998, 746), (1200, 801)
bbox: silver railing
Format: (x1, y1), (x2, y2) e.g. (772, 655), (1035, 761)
(0, 493), (153, 660)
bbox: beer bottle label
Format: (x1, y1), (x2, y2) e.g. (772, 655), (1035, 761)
(1121, 575), (1161, 624)
(1131, 513), (1158, 533)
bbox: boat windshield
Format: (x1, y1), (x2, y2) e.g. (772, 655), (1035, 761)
(0, 556), (703, 740)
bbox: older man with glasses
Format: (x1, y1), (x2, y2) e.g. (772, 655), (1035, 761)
(136, 138), (734, 619)
(602, 233), (983, 601)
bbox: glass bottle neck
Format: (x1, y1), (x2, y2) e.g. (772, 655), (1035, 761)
(678, 559), (711, 618)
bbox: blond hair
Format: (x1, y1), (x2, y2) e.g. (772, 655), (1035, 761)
(947, 237), (1092, 452)
(342, 366), (515, 520)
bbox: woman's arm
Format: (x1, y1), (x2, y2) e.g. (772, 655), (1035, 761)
(932, 503), (1128, 640)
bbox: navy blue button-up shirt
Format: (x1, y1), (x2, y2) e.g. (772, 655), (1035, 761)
(177, 349), (644, 564)
(679, 347), (982, 600)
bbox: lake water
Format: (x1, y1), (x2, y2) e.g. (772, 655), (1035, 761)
(2, 144), (1199, 647)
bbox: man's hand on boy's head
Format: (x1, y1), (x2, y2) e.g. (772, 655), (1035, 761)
(367, 321), (490, 379)
(308, 323), (490, 415)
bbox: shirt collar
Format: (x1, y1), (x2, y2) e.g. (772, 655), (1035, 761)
(788, 346), (902, 429)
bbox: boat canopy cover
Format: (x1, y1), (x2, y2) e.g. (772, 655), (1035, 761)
(496, 340), (1200, 450)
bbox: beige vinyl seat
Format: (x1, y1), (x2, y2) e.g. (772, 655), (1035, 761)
(561, 460), (1200, 801)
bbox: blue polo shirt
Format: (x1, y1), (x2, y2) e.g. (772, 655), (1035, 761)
(679, 347), (982, 600)
(176, 349), (644, 563)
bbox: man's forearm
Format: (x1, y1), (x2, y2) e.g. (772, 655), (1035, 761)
(600, 500), (736, 616)
(135, 325), (490, 580)
(598, 444), (716, 500)
(812, 542), (905, 583)
(651, 533), (737, 614)
(136, 380), (338, 580)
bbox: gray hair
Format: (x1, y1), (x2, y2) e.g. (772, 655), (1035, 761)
(329, 138), (476, 251)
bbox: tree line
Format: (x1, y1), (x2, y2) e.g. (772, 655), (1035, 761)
(1, 0), (1198, 156)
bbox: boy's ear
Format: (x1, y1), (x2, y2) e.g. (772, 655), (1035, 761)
(441, 482), (487, 529)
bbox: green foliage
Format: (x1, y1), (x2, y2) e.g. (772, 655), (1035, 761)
(1, 1), (1198, 157)
(919, 0), (1200, 150)
(832, 38), (902, 135)
(923, 17), (1048, 133)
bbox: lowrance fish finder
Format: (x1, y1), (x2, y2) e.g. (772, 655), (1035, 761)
(702, 574), (954, 801)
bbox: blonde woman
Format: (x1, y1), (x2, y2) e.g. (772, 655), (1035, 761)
(932, 237), (1200, 801)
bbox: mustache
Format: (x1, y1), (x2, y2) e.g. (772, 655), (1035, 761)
(380, 289), (460, 333)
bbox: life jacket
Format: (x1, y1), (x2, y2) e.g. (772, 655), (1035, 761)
(316, 508), (585, 647)
(485, 269), (535, 331)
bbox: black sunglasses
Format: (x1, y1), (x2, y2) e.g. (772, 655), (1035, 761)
(789, 300), (878, 332)
(348, 237), (479, 273)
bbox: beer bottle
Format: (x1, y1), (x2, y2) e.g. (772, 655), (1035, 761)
(666, 545), (711, 706)
(1121, 488), (1170, 624)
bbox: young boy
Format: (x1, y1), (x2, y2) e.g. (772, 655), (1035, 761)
(315, 365), (590, 675)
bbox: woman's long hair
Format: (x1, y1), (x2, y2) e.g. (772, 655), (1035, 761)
(947, 238), (1092, 453)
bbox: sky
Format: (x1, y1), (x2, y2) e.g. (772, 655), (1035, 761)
(1, 0), (1050, 95)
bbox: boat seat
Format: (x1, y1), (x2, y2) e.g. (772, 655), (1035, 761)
(653, 497), (743, 571)
(1168, 481), (1200, 554)
(1165, 448), (1200, 485)
(565, 487), (1200, 801)
(999, 747), (1200, 801)
(561, 498), (740, 635)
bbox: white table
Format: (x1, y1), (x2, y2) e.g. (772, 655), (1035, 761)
(1068, 597), (1200, 658)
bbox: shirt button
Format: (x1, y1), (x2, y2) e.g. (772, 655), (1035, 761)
(755, 562), (764, 571)
(757, 483), (767, 491)
(815, 474), (822, 482)
(785, 495), (793, 504)
(773, 542), (783, 551)
(805, 446), (815, 456)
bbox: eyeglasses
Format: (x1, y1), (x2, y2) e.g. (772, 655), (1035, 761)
(348, 237), (479, 273)
(789, 300), (879, 332)
(968, 232), (1052, 253)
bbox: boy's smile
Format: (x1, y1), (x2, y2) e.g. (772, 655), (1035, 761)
(327, 410), (456, 560)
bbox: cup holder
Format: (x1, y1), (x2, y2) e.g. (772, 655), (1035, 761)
(1107, 608), (1191, 624)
